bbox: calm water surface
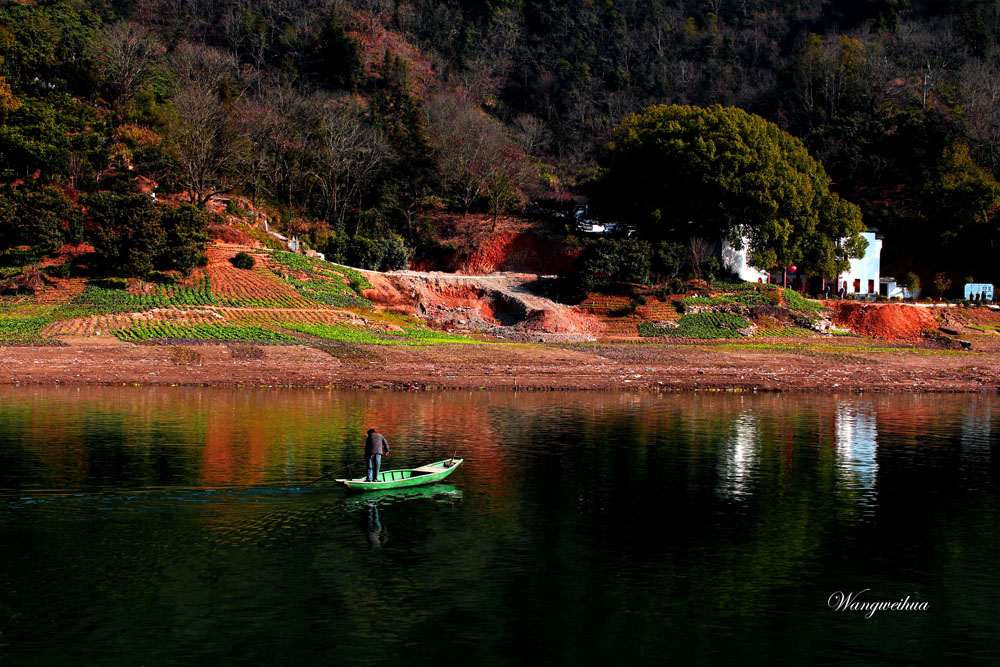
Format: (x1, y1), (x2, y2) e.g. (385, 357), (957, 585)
(0, 387), (998, 666)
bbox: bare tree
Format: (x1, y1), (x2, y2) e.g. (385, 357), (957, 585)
(512, 113), (550, 156)
(169, 42), (242, 90)
(960, 59), (1000, 173)
(91, 22), (163, 122)
(304, 98), (393, 233)
(687, 237), (713, 280)
(165, 81), (252, 207)
(424, 92), (528, 226)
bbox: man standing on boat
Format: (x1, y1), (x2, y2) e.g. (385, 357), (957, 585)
(365, 428), (390, 482)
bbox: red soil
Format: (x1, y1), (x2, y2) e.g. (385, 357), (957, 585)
(455, 232), (580, 275)
(411, 214), (579, 275)
(831, 303), (938, 341)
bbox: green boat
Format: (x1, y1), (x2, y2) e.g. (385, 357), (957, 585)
(335, 458), (463, 492)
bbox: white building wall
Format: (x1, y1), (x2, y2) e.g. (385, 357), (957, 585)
(721, 239), (770, 283)
(837, 232), (881, 295)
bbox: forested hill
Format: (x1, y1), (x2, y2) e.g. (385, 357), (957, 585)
(2, 0), (1000, 287)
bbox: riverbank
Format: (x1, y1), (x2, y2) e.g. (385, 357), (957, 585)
(2, 337), (997, 392)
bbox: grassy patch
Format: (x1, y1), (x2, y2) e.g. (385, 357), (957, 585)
(640, 312), (751, 338)
(269, 251), (372, 309)
(113, 323), (298, 343)
(683, 291), (771, 308)
(754, 327), (814, 337)
(0, 304), (58, 344)
(392, 327), (479, 343)
(281, 322), (479, 346)
(68, 277), (218, 313)
(281, 322), (390, 345)
(168, 347), (203, 364)
(782, 289), (826, 313)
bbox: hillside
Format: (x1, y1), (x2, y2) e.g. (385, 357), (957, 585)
(4, 0), (1000, 298)
(5, 223), (1000, 348)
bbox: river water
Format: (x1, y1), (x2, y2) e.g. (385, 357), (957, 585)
(0, 387), (997, 665)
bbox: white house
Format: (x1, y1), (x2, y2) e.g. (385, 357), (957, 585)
(880, 277), (918, 299)
(722, 230), (883, 294)
(720, 239), (770, 283)
(836, 231), (882, 296)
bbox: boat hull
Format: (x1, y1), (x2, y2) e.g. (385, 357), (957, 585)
(335, 458), (463, 492)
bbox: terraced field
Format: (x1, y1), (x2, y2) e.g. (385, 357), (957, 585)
(206, 246), (319, 308)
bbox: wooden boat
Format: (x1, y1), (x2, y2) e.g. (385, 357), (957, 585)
(335, 458), (463, 492)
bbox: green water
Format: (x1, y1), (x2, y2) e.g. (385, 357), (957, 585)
(0, 388), (997, 665)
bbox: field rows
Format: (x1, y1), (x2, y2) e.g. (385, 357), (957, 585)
(43, 308), (224, 336)
(33, 278), (88, 305)
(599, 320), (640, 336)
(113, 323), (298, 342)
(580, 295), (633, 312)
(205, 249), (319, 307)
(636, 302), (680, 319)
(222, 308), (363, 326)
(267, 251), (373, 309)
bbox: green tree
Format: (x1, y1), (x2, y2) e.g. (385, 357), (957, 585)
(372, 52), (437, 241)
(589, 104), (866, 278)
(573, 238), (652, 292)
(933, 272), (952, 300)
(306, 13), (364, 92)
(86, 192), (163, 276)
(0, 185), (78, 260)
(921, 143), (1000, 245)
(158, 204), (208, 275)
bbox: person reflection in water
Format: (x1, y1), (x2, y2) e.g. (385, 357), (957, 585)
(364, 503), (387, 548)
(364, 428), (390, 482)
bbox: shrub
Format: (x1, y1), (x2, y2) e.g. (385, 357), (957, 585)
(147, 271), (177, 284)
(325, 234), (411, 272)
(0, 184), (79, 257)
(42, 263), (71, 279)
(231, 251), (255, 270)
(168, 347), (202, 365)
(228, 343), (265, 360)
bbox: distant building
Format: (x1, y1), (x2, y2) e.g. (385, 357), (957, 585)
(720, 238), (770, 283)
(964, 283), (994, 300)
(836, 231), (882, 296)
(721, 229), (883, 295)
(879, 277), (918, 299)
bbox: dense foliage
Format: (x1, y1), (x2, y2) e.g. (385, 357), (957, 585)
(1, 0), (1000, 288)
(590, 105), (867, 278)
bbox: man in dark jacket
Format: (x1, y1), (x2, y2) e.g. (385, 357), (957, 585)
(365, 428), (390, 482)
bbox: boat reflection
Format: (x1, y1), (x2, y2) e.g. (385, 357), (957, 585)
(349, 484), (462, 548)
(343, 483), (463, 508)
